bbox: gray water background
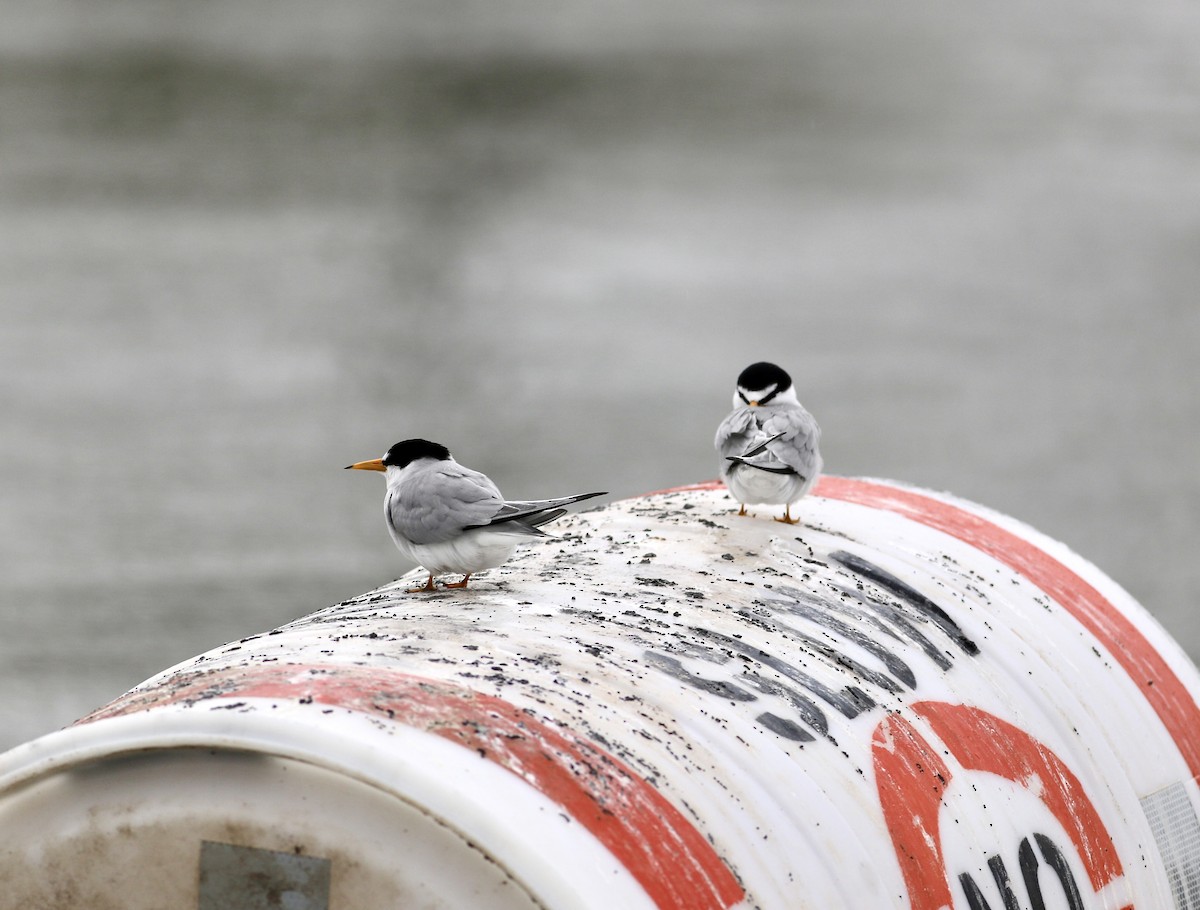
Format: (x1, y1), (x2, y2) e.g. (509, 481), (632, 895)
(2, 1), (1198, 751)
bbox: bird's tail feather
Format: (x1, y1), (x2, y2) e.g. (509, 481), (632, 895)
(525, 508), (568, 529)
(726, 456), (803, 479)
(501, 491), (607, 513)
(463, 493), (605, 533)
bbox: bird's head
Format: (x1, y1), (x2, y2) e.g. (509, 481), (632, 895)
(733, 361), (798, 408)
(346, 438), (453, 474)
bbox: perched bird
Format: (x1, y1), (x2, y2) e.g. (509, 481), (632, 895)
(714, 362), (823, 524)
(346, 438), (605, 592)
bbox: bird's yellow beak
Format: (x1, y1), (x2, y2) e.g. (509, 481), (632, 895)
(345, 458), (386, 472)
(748, 400), (759, 407)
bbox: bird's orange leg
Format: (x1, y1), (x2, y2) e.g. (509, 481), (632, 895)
(443, 574), (472, 589)
(737, 504), (749, 517)
(774, 505), (800, 525)
(407, 574), (437, 593)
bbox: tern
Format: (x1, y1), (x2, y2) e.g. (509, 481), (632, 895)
(714, 362), (823, 524)
(347, 438), (605, 592)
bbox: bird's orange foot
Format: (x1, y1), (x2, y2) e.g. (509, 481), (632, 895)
(774, 507), (800, 525)
(407, 574), (437, 594)
(736, 504), (749, 517)
(443, 574), (472, 589)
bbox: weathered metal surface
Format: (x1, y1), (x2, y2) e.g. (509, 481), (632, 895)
(1, 477), (1198, 909)
(199, 841), (331, 910)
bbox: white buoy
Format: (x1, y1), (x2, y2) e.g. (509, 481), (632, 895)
(2, 477), (1198, 909)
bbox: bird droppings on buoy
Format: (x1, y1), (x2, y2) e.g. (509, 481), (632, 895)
(0, 478), (1197, 909)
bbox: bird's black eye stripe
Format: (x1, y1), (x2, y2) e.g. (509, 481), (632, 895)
(758, 389), (779, 405)
(738, 391), (750, 404)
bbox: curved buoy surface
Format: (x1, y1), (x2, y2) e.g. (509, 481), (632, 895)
(0, 477), (1197, 909)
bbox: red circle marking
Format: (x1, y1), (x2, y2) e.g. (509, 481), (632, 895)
(872, 712), (954, 910)
(873, 702), (1130, 910)
(81, 664), (745, 910)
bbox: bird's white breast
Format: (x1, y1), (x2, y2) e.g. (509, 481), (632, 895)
(399, 530), (521, 575)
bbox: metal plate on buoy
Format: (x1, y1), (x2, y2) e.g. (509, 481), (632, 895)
(199, 841), (330, 910)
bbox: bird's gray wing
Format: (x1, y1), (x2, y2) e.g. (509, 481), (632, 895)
(389, 463), (507, 544)
(759, 406), (822, 477)
(465, 491), (606, 532)
(714, 407), (760, 459)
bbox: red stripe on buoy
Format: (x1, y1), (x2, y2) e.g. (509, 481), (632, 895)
(81, 664), (745, 910)
(818, 475), (1200, 780)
